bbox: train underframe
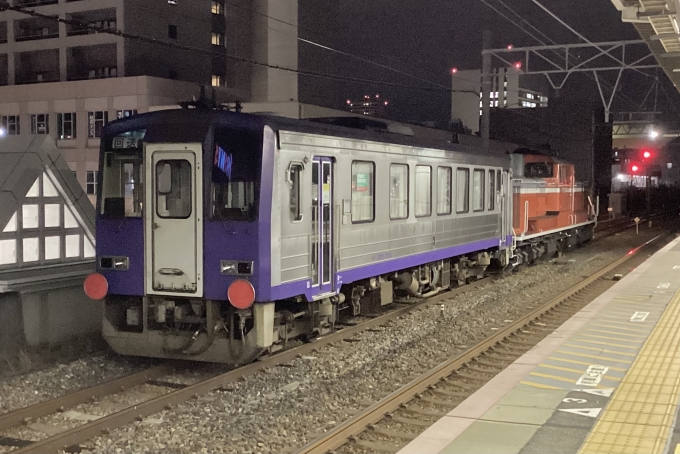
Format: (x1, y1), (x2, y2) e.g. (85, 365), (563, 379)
(103, 223), (594, 364)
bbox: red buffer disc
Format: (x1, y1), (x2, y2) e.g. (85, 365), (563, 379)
(227, 279), (256, 309)
(84, 273), (108, 300)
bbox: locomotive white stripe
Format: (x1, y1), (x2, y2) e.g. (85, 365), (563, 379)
(518, 220), (595, 240)
(515, 187), (586, 194)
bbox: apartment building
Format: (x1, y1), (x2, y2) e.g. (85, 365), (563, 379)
(0, 0), (299, 202)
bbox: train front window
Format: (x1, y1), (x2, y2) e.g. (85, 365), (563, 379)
(101, 152), (144, 218)
(211, 128), (261, 222)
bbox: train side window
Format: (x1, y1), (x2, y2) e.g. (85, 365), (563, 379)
(488, 170), (495, 210)
(289, 163), (303, 222)
(559, 165), (568, 184)
(389, 164), (409, 220)
(472, 169), (484, 211)
(437, 167), (452, 215)
(497, 171), (502, 198)
(415, 165), (432, 217)
(456, 168), (469, 213)
(351, 161), (375, 223)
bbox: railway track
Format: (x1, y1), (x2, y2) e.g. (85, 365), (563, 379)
(0, 282), (493, 453)
(0, 222), (668, 453)
(292, 233), (672, 454)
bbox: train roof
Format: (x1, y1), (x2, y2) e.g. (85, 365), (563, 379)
(102, 108), (510, 166)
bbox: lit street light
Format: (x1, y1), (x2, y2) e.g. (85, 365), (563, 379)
(649, 130), (659, 140)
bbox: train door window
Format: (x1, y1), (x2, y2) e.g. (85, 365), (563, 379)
(415, 165), (432, 217)
(456, 168), (469, 213)
(472, 169), (484, 211)
(437, 167), (452, 215)
(289, 163), (303, 222)
(389, 164), (409, 220)
(155, 160), (192, 219)
(351, 161), (374, 223)
(488, 170), (495, 210)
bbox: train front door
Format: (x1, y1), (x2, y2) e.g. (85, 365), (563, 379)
(310, 157), (335, 296)
(144, 143), (203, 296)
(500, 171), (512, 249)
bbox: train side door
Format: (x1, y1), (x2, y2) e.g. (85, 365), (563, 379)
(144, 143), (203, 296)
(310, 157), (335, 296)
(500, 170), (512, 248)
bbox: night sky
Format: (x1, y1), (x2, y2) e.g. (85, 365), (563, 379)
(298, 0), (676, 126)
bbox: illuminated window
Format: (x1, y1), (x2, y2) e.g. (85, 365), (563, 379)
(472, 169), (485, 211)
(211, 32), (224, 46)
(437, 167), (452, 215)
(415, 166), (431, 217)
(211, 75), (223, 87)
(456, 168), (469, 213)
(211, 1), (222, 14)
(390, 164), (409, 220)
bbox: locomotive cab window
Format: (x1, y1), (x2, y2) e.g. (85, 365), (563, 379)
(289, 163), (303, 222)
(351, 161), (375, 223)
(155, 160), (192, 218)
(211, 128), (261, 222)
(456, 168), (469, 213)
(389, 164), (409, 220)
(415, 165), (432, 217)
(525, 162), (554, 178)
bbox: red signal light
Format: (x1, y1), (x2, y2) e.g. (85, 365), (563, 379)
(631, 164), (639, 173)
(514, 62), (522, 69)
(643, 150), (652, 159)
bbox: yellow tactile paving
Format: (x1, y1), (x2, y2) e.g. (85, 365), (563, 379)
(578, 287), (680, 454)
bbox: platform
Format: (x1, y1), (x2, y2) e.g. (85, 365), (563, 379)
(398, 235), (680, 454)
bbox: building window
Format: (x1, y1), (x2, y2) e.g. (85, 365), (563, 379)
(488, 170), (495, 211)
(168, 0), (177, 4)
(211, 75), (223, 87)
(456, 168), (469, 213)
(88, 111), (108, 138)
(168, 25), (177, 39)
(30, 114), (49, 135)
(211, 32), (224, 46)
(351, 161), (374, 223)
(415, 165), (431, 217)
(1, 116), (20, 135)
(57, 113), (76, 139)
(472, 169), (485, 211)
(116, 110), (137, 119)
(389, 164), (408, 220)
(211, 1), (222, 14)
(86, 171), (98, 195)
(437, 167), (452, 215)
(289, 163), (302, 222)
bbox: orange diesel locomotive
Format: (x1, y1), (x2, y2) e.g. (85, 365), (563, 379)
(511, 151), (595, 264)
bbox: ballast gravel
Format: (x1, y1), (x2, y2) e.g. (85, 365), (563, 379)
(0, 226), (667, 454)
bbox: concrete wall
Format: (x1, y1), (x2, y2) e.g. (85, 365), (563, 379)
(0, 292), (23, 354)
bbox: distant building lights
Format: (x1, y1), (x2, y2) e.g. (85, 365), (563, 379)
(346, 99), (352, 105)
(514, 61), (522, 70)
(507, 44), (514, 50)
(384, 101), (389, 106)
(451, 67), (458, 74)
(375, 94), (380, 99)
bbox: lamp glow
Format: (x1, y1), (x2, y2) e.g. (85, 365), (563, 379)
(650, 130), (659, 139)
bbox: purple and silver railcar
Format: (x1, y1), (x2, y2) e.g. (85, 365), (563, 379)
(87, 109), (513, 363)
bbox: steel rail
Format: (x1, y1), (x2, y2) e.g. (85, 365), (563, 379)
(0, 366), (171, 433)
(294, 233), (666, 454)
(8, 281), (489, 454)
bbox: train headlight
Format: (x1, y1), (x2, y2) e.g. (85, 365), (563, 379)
(84, 273), (108, 300)
(227, 279), (255, 310)
(99, 256), (129, 271)
(221, 260), (253, 276)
